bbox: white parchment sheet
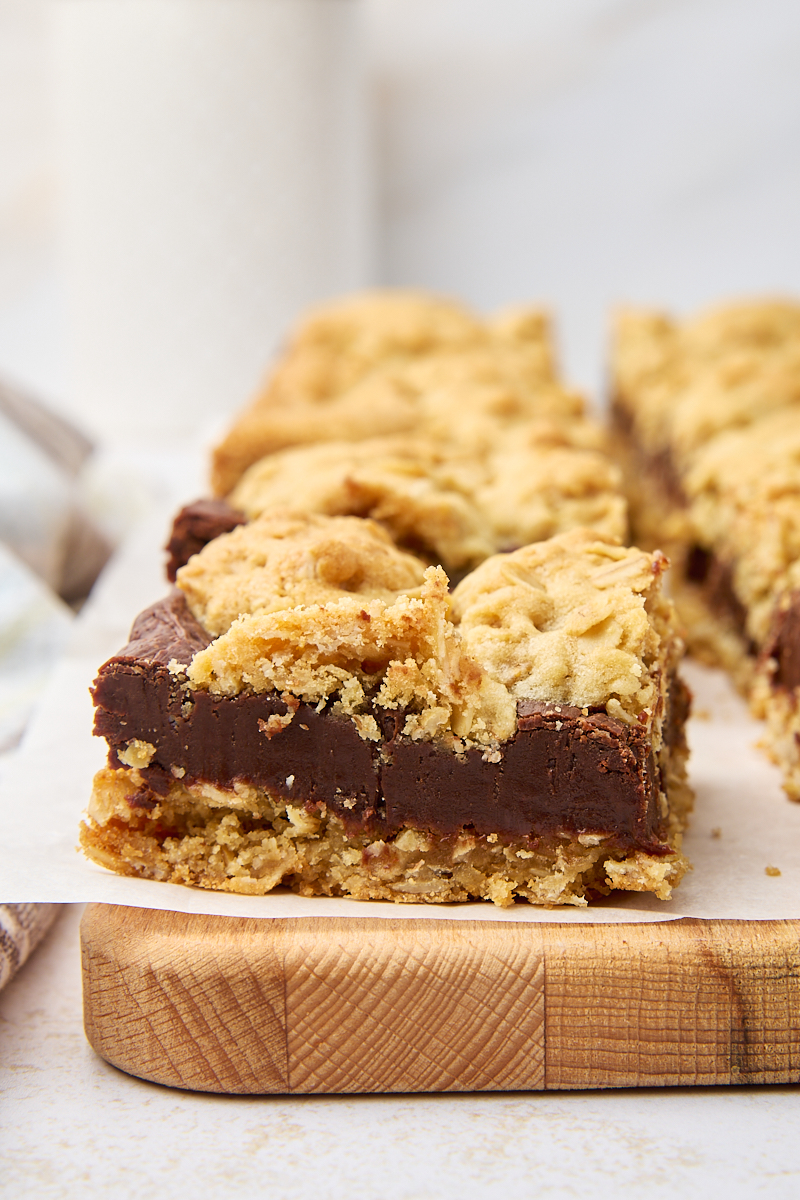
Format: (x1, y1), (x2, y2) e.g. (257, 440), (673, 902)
(2, 504), (799, 923)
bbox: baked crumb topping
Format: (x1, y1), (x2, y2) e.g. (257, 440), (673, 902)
(211, 290), (587, 495)
(229, 437), (498, 572)
(177, 512), (426, 638)
(613, 300), (800, 465)
(228, 432), (626, 574)
(179, 515), (676, 748)
(452, 529), (674, 727)
(185, 563), (516, 749)
(614, 300), (800, 649)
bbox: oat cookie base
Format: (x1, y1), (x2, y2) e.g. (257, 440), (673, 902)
(81, 764), (690, 908)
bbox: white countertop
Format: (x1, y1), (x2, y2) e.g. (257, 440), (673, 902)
(2, 905), (799, 1199)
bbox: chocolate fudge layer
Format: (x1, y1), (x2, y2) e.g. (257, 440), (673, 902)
(611, 299), (800, 797)
(92, 591), (684, 851)
(82, 515), (691, 906)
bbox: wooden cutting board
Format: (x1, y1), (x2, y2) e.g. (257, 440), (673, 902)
(80, 904), (800, 1094)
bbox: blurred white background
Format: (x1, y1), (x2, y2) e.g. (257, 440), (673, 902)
(1, 0), (799, 418)
(370, 0), (800, 393)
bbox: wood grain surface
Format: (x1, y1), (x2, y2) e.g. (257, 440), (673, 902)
(80, 905), (800, 1094)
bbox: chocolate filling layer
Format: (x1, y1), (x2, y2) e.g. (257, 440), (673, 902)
(610, 402), (685, 507)
(762, 590), (800, 691)
(91, 593), (678, 853)
(611, 395), (754, 649)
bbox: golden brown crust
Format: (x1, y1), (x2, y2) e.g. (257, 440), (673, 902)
(186, 562), (517, 750)
(180, 517), (677, 752)
(211, 291), (585, 495)
(228, 432), (627, 576)
(612, 297), (800, 799)
(81, 764), (690, 907)
(230, 437), (498, 572)
(613, 299), (800, 466)
(452, 529), (677, 729)
(176, 511), (427, 639)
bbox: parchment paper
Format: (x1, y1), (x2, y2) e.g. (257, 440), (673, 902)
(2, 503), (799, 923)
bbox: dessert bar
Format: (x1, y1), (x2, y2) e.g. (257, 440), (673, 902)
(211, 291), (591, 496)
(611, 298), (800, 796)
(83, 515), (691, 907)
(173, 291), (628, 584)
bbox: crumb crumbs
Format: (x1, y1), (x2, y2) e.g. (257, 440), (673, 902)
(258, 710), (296, 739)
(117, 739), (156, 769)
(765, 865), (781, 877)
(285, 775), (294, 789)
(486, 833), (498, 843)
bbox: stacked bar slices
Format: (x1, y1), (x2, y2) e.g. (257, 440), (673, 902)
(83, 292), (692, 906)
(611, 298), (800, 798)
(170, 291), (627, 579)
